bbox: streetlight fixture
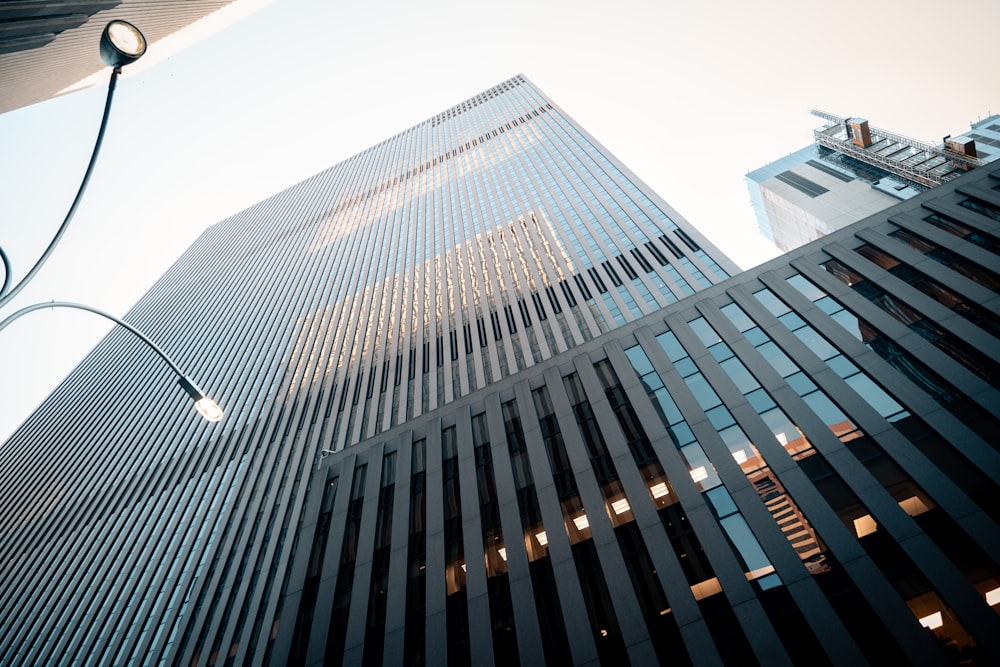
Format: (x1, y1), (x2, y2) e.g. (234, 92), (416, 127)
(99, 20), (147, 68)
(0, 21), (148, 310)
(0, 301), (222, 422)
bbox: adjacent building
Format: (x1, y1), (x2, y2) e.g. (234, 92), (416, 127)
(1, 76), (999, 666)
(747, 110), (1000, 251)
(0, 0), (274, 114)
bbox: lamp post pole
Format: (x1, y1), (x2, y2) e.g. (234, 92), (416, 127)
(0, 301), (223, 422)
(0, 69), (121, 310)
(0, 20), (147, 309)
(0, 21), (221, 424)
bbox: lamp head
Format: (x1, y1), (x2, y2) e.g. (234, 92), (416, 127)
(100, 20), (146, 68)
(178, 376), (223, 422)
(194, 397), (224, 423)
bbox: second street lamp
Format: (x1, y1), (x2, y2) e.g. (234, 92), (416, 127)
(0, 301), (222, 422)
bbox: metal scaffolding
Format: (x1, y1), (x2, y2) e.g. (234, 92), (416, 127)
(809, 109), (985, 188)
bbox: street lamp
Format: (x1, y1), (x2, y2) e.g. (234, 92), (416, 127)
(100, 20), (147, 68)
(0, 301), (223, 422)
(0, 21), (148, 310)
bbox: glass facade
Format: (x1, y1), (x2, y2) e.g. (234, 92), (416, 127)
(2, 79), (1000, 666)
(279, 162), (1000, 665)
(0, 76), (734, 666)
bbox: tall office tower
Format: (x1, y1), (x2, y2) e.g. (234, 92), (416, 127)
(273, 161), (1000, 666)
(0, 0), (274, 114)
(747, 110), (1000, 251)
(0, 75), (736, 665)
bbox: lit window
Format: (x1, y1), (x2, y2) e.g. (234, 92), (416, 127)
(690, 577), (722, 601)
(745, 565), (776, 580)
(535, 531), (548, 546)
(610, 498), (631, 515)
(649, 482), (670, 498)
(572, 513), (590, 531)
(986, 587), (1000, 606)
(690, 466), (708, 483)
(918, 611), (943, 630)
(853, 514), (877, 537)
(898, 496), (930, 517)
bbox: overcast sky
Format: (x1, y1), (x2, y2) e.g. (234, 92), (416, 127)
(1, 0), (997, 442)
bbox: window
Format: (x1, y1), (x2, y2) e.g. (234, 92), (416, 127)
(775, 170), (828, 197)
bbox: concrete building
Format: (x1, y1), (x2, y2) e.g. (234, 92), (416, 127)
(747, 111), (1000, 251)
(1, 77), (999, 665)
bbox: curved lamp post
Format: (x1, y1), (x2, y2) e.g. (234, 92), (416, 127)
(0, 21), (147, 310)
(0, 301), (223, 422)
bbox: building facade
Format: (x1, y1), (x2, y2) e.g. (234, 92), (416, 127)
(0, 75), (737, 665)
(274, 161), (1000, 666)
(747, 111), (1000, 251)
(4, 74), (1000, 667)
(0, 0), (273, 114)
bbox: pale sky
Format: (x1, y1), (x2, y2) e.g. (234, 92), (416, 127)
(1, 0), (997, 442)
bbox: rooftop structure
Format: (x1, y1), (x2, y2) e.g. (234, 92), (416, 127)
(748, 110), (1000, 251)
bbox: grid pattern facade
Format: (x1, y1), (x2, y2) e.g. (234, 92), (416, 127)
(183, 74), (732, 455)
(276, 163), (1000, 666)
(0, 77), (734, 665)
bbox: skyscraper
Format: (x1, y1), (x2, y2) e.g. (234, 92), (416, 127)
(273, 158), (1000, 666)
(2, 76), (999, 665)
(747, 111), (1000, 251)
(0, 75), (736, 664)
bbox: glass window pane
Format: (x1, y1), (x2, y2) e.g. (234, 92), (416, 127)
(654, 388), (684, 426)
(826, 354), (859, 379)
(685, 373), (722, 410)
(785, 372), (817, 396)
(624, 345), (654, 376)
(720, 357), (760, 394)
(720, 515), (772, 572)
(744, 327), (768, 347)
(844, 374), (906, 420)
(670, 422), (696, 447)
(705, 485), (739, 518)
(802, 391), (850, 430)
(673, 357), (698, 378)
(709, 342), (734, 362)
(778, 311), (806, 331)
(792, 326), (838, 361)
(787, 274), (826, 301)
(754, 289), (790, 316)
(680, 444), (720, 490)
(745, 388), (776, 413)
(815, 296), (841, 315)
(688, 317), (721, 345)
(757, 342), (798, 377)
(706, 405), (736, 430)
(721, 302), (756, 332)
(656, 330), (686, 362)
(830, 309), (863, 339)
(759, 408), (799, 445)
